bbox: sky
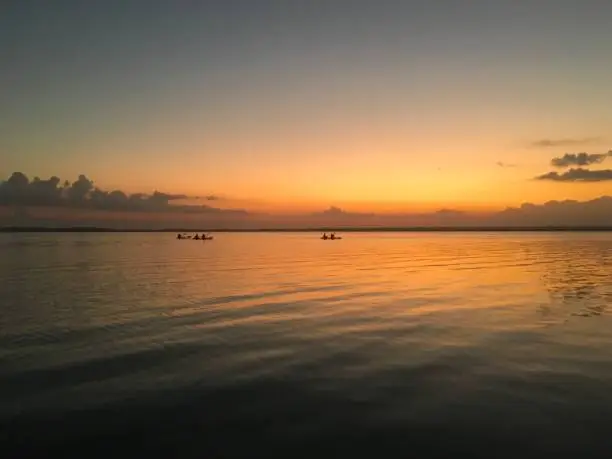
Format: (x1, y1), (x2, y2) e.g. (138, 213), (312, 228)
(1, 0), (612, 227)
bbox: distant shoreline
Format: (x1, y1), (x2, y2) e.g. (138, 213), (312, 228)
(3, 226), (612, 233)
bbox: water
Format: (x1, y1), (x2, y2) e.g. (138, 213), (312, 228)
(2, 232), (612, 457)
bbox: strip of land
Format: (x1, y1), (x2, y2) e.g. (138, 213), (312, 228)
(3, 226), (612, 233)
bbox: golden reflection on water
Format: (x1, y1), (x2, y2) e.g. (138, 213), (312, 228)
(3, 231), (612, 359)
(4, 232), (612, 324)
(4, 231), (612, 440)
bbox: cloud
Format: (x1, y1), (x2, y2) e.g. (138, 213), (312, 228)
(550, 151), (612, 168)
(313, 206), (375, 218)
(435, 208), (465, 216)
(322, 206), (346, 215)
(496, 161), (517, 168)
(204, 195), (221, 201)
(0, 172), (245, 215)
(535, 168), (612, 182)
(531, 137), (601, 148)
(307, 200), (612, 228)
(153, 192), (189, 201)
(66, 174), (94, 202)
(7, 173), (612, 229)
(496, 196), (612, 226)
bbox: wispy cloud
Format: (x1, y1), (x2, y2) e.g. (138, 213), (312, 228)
(531, 137), (602, 148)
(496, 161), (517, 168)
(535, 168), (612, 182)
(550, 151), (612, 168)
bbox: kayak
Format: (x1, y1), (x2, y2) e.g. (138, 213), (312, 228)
(177, 235), (213, 240)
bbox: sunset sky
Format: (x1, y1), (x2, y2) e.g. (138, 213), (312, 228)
(2, 0), (612, 221)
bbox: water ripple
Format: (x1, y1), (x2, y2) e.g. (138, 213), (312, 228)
(3, 232), (612, 456)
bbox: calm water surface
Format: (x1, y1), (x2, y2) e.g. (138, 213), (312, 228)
(2, 232), (612, 457)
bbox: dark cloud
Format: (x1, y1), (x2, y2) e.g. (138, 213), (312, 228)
(307, 199), (612, 228)
(0, 172), (245, 214)
(535, 168), (612, 182)
(550, 151), (612, 168)
(204, 195), (221, 201)
(66, 174), (94, 202)
(496, 161), (517, 168)
(496, 196), (612, 226)
(531, 137), (601, 148)
(155, 192), (189, 201)
(7, 173), (612, 229)
(307, 200), (612, 228)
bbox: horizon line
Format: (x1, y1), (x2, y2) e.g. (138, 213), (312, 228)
(4, 226), (612, 233)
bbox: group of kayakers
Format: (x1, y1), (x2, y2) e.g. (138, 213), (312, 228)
(178, 232), (341, 240)
(176, 233), (213, 240)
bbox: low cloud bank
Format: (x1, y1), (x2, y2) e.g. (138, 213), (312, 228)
(0, 172), (246, 215)
(4, 172), (612, 228)
(496, 197), (612, 226)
